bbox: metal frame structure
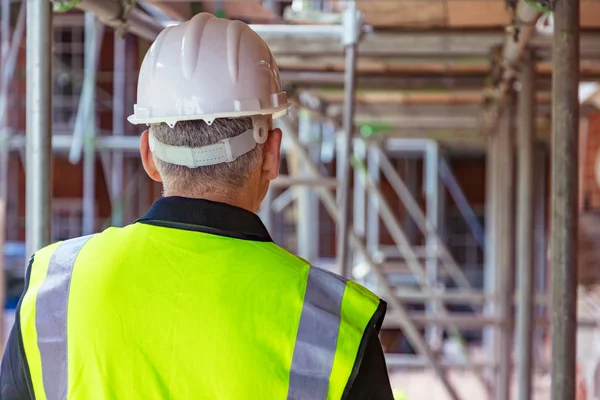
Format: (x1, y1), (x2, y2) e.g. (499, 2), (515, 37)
(551, 1), (580, 399)
(25, 0), (53, 257)
(515, 49), (536, 400)
(0, 0), (587, 399)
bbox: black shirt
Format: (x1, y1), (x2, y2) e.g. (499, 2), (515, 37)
(1, 197), (394, 399)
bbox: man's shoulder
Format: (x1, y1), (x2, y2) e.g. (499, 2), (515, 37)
(32, 226), (132, 260)
(31, 240), (63, 263)
(255, 241), (312, 267)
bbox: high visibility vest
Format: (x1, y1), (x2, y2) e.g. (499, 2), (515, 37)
(19, 222), (385, 400)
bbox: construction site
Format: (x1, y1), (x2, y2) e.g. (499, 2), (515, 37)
(0, 0), (599, 399)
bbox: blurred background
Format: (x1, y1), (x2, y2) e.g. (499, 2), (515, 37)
(2, 0), (600, 399)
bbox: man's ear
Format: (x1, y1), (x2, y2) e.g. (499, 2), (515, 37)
(140, 130), (162, 183)
(261, 128), (282, 181)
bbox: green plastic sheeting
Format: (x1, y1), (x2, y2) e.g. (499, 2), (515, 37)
(359, 122), (395, 138)
(53, 0), (81, 13)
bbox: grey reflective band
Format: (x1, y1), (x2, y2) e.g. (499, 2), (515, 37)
(149, 128), (257, 168)
(36, 235), (92, 400)
(287, 267), (346, 400)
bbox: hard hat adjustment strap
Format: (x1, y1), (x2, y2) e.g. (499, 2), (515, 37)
(149, 128), (258, 168)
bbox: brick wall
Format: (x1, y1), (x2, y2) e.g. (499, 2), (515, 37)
(581, 113), (600, 210)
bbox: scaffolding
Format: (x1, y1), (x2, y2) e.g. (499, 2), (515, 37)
(0, 0), (590, 399)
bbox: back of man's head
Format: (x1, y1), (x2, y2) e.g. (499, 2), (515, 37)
(149, 117), (261, 196)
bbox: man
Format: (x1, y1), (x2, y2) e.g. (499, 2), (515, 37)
(1, 13), (393, 399)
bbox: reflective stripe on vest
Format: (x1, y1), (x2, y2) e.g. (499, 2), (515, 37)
(36, 235), (92, 400)
(287, 267), (346, 399)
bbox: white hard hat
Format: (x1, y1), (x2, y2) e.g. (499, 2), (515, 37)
(128, 13), (290, 167)
(128, 13), (289, 126)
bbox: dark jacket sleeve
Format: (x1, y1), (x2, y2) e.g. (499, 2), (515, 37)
(1, 323), (32, 399)
(0, 258), (34, 400)
(345, 326), (394, 400)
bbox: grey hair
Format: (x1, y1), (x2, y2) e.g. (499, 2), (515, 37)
(149, 117), (261, 194)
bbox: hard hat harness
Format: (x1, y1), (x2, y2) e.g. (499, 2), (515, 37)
(149, 117), (270, 168)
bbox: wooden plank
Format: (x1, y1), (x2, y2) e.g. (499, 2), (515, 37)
(328, 91), (482, 104)
(276, 56), (492, 75)
(447, 0), (511, 27)
(538, 61), (600, 77)
(152, 0), (600, 28)
(446, 0), (599, 29)
(314, 90), (552, 105)
(276, 56), (600, 80)
(357, 0), (447, 28)
(328, 103), (483, 118)
(264, 30), (505, 58)
(581, 1), (600, 28)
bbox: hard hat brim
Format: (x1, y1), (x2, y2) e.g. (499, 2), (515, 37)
(127, 105), (290, 127)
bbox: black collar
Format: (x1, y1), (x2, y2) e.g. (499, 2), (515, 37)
(137, 196), (272, 242)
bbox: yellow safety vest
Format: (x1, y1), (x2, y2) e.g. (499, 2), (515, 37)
(19, 222), (385, 399)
